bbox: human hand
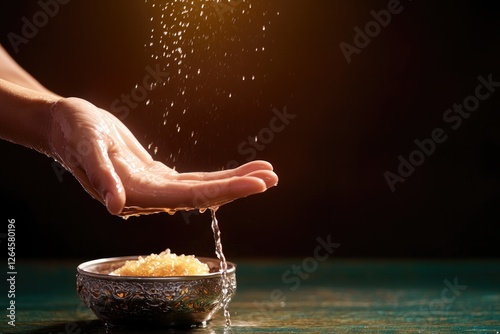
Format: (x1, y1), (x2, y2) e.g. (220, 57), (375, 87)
(49, 97), (278, 217)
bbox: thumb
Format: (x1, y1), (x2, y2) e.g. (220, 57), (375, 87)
(102, 170), (126, 215)
(82, 143), (126, 215)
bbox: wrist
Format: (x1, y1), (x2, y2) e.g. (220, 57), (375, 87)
(0, 79), (60, 156)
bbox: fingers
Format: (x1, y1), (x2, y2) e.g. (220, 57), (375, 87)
(118, 159), (278, 212)
(173, 160), (276, 182)
(237, 160), (274, 172)
(245, 170), (279, 188)
(80, 139), (126, 215)
(185, 176), (269, 209)
(124, 174), (269, 211)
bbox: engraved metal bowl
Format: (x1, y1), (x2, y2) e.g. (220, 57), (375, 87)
(76, 256), (236, 328)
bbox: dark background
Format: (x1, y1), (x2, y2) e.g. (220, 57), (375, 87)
(0, 0), (499, 260)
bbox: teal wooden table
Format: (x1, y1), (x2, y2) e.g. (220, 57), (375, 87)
(1, 259), (499, 333)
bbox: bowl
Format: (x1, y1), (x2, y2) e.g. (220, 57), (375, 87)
(76, 256), (236, 328)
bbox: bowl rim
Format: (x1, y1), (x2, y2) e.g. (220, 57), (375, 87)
(77, 256), (236, 282)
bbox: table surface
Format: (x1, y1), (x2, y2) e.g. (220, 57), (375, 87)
(1, 259), (499, 334)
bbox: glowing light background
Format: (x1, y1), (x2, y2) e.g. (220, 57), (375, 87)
(0, 0), (499, 259)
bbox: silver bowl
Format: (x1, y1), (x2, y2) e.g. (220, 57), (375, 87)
(76, 256), (236, 328)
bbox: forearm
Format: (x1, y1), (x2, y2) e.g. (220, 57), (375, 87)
(0, 79), (60, 155)
(0, 45), (56, 95)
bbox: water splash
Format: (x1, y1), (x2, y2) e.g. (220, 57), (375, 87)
(143, 0), (277, 167)
(210, 207), (232, 330)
